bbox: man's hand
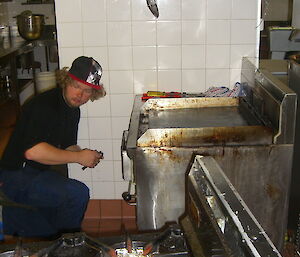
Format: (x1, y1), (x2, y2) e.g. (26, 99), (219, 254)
(79, 149), (104, 168)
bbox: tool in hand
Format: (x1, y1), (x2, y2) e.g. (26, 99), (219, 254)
(82, 150), (103, 170)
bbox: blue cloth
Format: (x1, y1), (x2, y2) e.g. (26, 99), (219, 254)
(0, 165), (89, 238)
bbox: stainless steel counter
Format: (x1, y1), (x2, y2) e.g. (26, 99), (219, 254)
(259, 59), (288, 85)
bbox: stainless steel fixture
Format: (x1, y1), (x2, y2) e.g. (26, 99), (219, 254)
(0, 155), (281, 257)
(146, 0), (159, 18)
(287, 59), (300, 232)
(0, 156), (283, 257)
(15, 11), (45, 40)
(182, 155), (281, 257)
(121, 57), (297, 250)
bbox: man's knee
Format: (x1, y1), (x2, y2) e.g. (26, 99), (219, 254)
(78, 182), (90, 202)
(68, 179), (90, 203)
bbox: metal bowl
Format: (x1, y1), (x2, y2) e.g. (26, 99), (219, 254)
(16, 14), (45, 40)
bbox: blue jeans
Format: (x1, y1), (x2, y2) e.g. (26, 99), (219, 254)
(0, 165), (90, 238)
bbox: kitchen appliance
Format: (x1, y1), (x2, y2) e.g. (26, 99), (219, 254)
(0, 226), (190, 257)
(15, 11), (45, 40)
(121, 57), (297, 251)
(0, 154), (285, 257)
(287, 59), (300, 231)
(0, 156), (283, 257)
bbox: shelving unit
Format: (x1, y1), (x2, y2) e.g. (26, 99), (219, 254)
(21, 0), (53, 4)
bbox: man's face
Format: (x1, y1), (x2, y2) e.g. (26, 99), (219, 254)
(64, 80), (93, 107)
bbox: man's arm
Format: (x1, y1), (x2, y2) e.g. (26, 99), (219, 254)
(24, 142), (102, 168)
(65, 145), (82, 152)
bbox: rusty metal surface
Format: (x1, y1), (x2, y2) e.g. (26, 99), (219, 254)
(135, 144), (293, 251)
(186, 155), (282, 256)
(137, 126), (273, 147)
(141, 97), (239, 113)
(123, 59), (297, 253)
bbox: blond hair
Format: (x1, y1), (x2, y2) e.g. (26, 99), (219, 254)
(55, 67), (106, 101)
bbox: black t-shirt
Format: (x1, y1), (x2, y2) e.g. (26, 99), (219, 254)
(0, 87), (80, 170)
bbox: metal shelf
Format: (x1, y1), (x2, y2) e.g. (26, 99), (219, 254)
(21, 1), (53, 4)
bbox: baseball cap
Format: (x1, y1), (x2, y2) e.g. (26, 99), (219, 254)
(68, 56), (103, 90)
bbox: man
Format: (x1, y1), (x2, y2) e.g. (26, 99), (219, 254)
(0, 56), (105, 238)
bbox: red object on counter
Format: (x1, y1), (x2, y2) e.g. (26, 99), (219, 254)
(141, 91), (183, 100)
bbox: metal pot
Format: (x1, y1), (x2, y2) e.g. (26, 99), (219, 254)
(15, 12), (44, 40)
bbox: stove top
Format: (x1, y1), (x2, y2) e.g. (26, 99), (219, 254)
(3, 224), (190, 257)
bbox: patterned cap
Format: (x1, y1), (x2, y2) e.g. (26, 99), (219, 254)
(68, 56), (103, 90)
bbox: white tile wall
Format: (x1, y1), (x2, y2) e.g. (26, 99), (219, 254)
(82, 0), (106, 22)
(109, 71), (134, 94)
(57, 23), (83, 47)
(55, 0), (82, 23)
(157, 21), (181, 45)
(133, 70), (158, 94)
(158, 46), (181, 69)
(206, 20), (230, 45)
(111, 117), (131, 139)
(54, 0), (260, 199)
(107, 22), (132, 46)
(182, 21), (206, 45)
(108, 46), (133, 70)
(87, 96), (111, 117)
(207, 0), (231, 20)
(83, 22), (107, 46)
(132, 21), (156, 45)
(133, 46), (157, 70)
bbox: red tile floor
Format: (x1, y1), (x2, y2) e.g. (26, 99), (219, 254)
(1, 199), (297, 257)
(81, 199), (138, 237)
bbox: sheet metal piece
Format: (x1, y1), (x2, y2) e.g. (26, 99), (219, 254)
(186, 155), (282, 257)
(242, 57), (297, 144)
(135, 144), (293, 251)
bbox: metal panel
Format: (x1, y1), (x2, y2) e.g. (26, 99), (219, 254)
(241, 57), (297, 144)
(287, 60), (300, 229)
(137, 126), (273, 147)
(185, 155), (282, 257)
(135, 145), (293, 250)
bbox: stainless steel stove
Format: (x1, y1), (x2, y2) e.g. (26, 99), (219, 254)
(0, 155), (283, 257)
(121, 57), (297, 251)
